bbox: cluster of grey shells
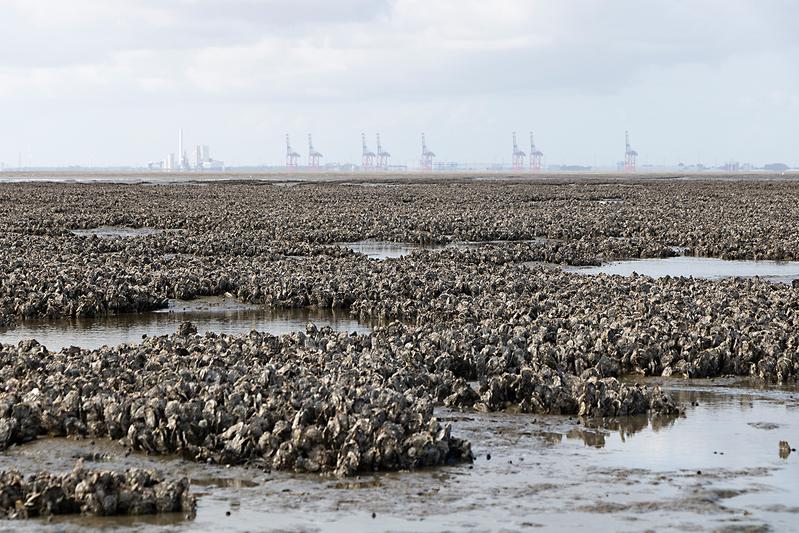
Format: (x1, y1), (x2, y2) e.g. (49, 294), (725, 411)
(3, 179), (799, 324)
(0, 323), (474, 476)
(0, 313), (685, 476)
(0, 463), (195, 519)
(2, 178), (799, 518)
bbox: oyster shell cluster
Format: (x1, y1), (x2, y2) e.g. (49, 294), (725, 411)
(0, 463), (195, 519)
(1, 177), (799, 516)
(0, 324), (473, 476)
(3, 179), (799, 325)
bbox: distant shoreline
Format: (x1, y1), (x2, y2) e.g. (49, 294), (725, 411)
(1, 169), (798, 185)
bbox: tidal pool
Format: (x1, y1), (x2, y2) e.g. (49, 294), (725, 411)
(336, 240), (444, 259)
(565, 256), (799, 283)
(1, 379), (796, 532)
(69, 226), (165, 238)
(339, 239), (551, 259)
(0, 298), (374, 351)
(447, 238), (553, 249)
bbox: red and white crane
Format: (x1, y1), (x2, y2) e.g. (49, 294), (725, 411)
(308, 134), (323, 168)
(285, 134), (300, 168)
(376, 133), (390, 170)
(512, 132), (526, 171)
(624, 130), (637, 172)
(420, 133), (435, 171)
(362, 133), (376, 169)
(529, 132), (543, 171)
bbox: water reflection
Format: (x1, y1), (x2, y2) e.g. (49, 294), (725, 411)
(565, 256), (799, 283)
(0, 299), (374, 351)
(339, 238), (552, 259)
(336, 240), (444, 259)
(566, 428), (607, 448)
(551, 414), (678, 448)
(537, 431), (564, 446)
(527, 378), (797, 453)
(70, 226), (165, 238)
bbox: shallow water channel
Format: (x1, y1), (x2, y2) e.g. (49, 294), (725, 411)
(340, 242), (799, 286)
(0, 379), (796, 532)
(69, 226), (166, 239)
(338, 239), (550, 259)
(336, 240), (444, 259)
(565, 256), (799, 283)
(0, 298), (374, 351)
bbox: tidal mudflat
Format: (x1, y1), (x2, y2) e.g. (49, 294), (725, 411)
(1, 175), (799, 530)
(2, 380), (795, 532)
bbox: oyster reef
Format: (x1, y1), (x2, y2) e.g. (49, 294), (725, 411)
(0, 176), (798, 531)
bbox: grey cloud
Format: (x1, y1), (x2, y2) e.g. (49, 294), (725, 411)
(0, 0), (797, 167)
(0, 0), (390, 67)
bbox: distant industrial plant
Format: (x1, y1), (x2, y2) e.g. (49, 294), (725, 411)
(49, 127), (789, 174)
(277, 130), (632, 173)
(621, 131), (638, 172)
(149, 129), (225, 171)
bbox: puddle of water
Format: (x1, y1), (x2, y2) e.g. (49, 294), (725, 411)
(339, 239), (552, 259)
(565, 256), (799, 283)
(447, 238), (552, 249)
(336, 241), (445, 259)
(522, 260), (563, 270)
(0, 380), (795, 532)
(70, 226), (165, 238)
(0, 298), (373, 351)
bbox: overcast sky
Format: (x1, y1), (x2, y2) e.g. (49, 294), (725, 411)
(1, 0), (797, 168)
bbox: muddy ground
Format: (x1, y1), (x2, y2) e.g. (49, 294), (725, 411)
(0, 379), (796, 532)
(1, 174), (799, 531)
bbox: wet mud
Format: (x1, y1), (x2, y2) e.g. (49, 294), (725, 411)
(2, 177), (799, 530)
(0, 380), (795, 532)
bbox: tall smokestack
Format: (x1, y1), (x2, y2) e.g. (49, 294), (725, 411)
(178, 129), (184, 170)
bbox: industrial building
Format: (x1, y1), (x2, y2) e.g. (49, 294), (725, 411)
(624, 131), (638, 172)
(420, 133), (435, 171)
(149, 129), (224, 170)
